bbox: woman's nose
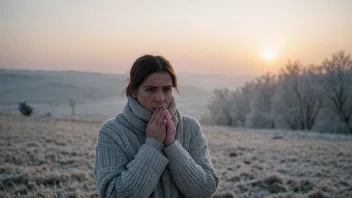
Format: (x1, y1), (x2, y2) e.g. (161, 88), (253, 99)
(154, 91), (165, 102)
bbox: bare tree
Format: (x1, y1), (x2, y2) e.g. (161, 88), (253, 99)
(69, 98), (77, 116)
(303, 65), (325, 130)
(273, 60), (324, 130)
(322, 51), (352, 133)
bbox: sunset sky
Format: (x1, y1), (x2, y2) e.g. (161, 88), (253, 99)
(1, 0), (351, 76)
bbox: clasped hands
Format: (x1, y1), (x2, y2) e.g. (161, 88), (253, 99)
(146, 108), (176, 146)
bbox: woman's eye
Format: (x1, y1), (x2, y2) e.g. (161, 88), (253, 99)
(163, 88), (172, 92)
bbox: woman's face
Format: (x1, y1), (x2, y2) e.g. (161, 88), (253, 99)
(132, 72), (174, 113)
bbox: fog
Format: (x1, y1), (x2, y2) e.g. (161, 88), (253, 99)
(0, 69), (253, 119)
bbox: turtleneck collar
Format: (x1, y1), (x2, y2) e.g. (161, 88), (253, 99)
(118, 96), (178, 134)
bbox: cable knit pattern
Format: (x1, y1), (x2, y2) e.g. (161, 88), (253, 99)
(94, 97), (219, 198)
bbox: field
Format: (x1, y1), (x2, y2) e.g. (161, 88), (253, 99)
(1, 113), (352, 198)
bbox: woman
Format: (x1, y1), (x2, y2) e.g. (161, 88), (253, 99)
(94, 55), (219, 198)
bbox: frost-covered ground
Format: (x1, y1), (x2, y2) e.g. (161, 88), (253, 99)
(1, 113), (351, 198)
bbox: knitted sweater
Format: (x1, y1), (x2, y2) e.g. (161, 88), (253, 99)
(94, 97), (219, 198)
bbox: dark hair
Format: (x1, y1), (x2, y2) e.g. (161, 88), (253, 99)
(125, 55), (178, 97)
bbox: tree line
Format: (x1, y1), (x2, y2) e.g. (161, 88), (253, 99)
(204, 51), (352, 134)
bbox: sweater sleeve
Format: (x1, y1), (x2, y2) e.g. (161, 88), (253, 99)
(162, 117), (219, 198)
(94, 123), (169, 198)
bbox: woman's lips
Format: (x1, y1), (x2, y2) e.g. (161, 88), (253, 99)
(151, 107), (165, 111)
(153, 106), (165, 109)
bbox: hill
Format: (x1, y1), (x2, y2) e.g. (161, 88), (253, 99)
(0, 69), (218, 119)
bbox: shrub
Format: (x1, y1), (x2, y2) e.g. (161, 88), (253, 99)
(18, 101), (33, 116)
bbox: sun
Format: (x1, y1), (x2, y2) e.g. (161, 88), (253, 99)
(262, 48), (277, 61)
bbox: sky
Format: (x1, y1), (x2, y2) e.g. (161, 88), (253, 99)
(1, 0), (351, 76)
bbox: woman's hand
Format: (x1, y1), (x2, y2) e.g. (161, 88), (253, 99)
(146, 108), (167, 143)
(164, 109), (176, 146)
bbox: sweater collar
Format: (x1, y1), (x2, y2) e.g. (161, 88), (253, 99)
(119, 96), (178, 133)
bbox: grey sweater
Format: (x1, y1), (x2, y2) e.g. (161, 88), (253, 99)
(94, 97), (219, 198)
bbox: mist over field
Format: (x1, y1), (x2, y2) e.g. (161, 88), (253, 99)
(0, 69), (254, 120)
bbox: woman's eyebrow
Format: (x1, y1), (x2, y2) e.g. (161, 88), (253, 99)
(142, 85), (172, 88)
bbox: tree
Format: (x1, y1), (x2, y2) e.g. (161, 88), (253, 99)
(18, 102), (33, 116)
(322, 51), (352, 133)
(229, 81), (256, 127)
(69, 98), (77, 116)
(273, 61), (324, 130)
(207, 89), (232, 125)
(245, 72), (277, 128)
(204, 50), (351, 134)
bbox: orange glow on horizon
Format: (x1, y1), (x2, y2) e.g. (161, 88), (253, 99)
(1, 1), (351, 76)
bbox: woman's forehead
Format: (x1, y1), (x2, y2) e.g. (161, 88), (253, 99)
(142, 72), (173, 86)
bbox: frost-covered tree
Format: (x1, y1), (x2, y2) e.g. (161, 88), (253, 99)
(245, 72), (277, 128)
(205, 50), (351, 134)
(207, 89), (232, 125)
(273, 61), (324, 130)
(322, 51), (352, 133)
(229, 81), (256, 127)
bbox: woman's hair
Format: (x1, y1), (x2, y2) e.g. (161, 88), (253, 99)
(125, 54), (178, 97)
